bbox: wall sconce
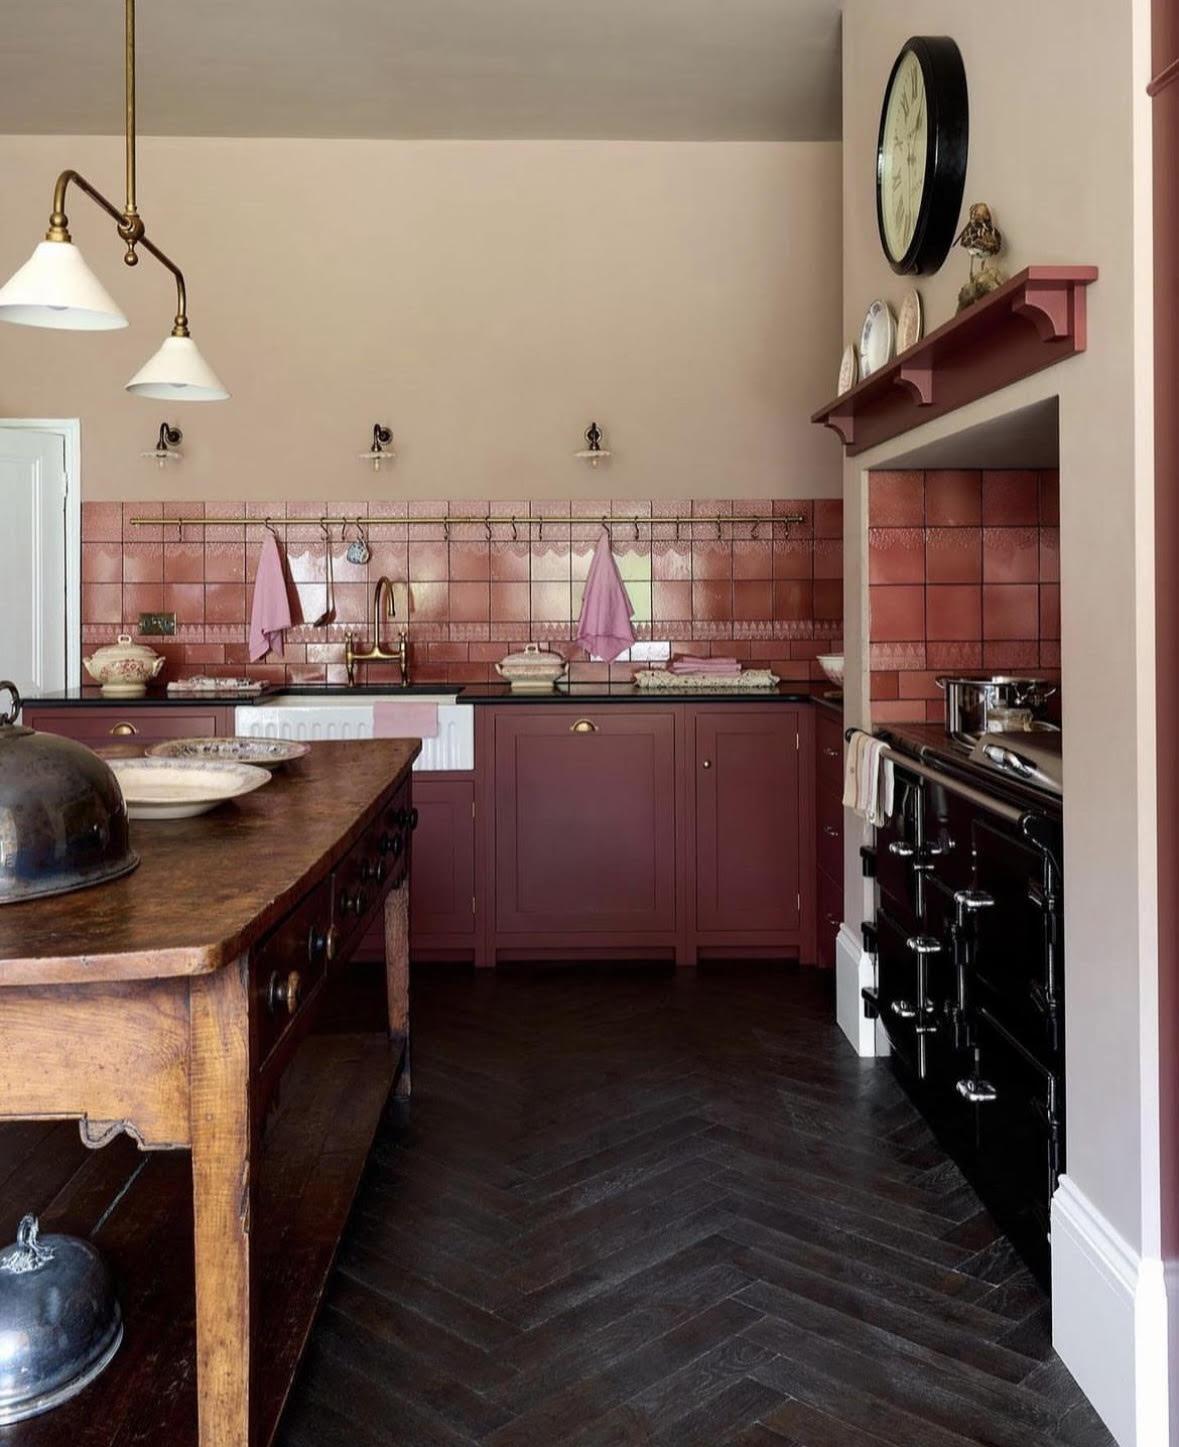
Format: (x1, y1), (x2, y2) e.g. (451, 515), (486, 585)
(360, 423), (396, 472)
(574, 421), (611, 468)
(141, 421), (182, 469)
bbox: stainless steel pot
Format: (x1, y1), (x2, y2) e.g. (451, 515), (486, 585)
(0, 680), (139, 904)
(936, 676), (1057, 736)
(0, 1215), (123, 1423)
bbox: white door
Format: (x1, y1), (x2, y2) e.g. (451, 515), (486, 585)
(0, 427), (69, 698)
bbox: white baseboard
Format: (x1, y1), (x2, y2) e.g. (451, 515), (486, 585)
(835, 923), (888, 1057)
(1051, 1175), (1170, 1446)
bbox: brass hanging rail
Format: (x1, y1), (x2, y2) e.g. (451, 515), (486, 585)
(127, 511), (806, 530)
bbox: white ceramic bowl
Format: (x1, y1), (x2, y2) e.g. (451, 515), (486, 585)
(108, 758), (271, 820)
(817, 654), (845, 687)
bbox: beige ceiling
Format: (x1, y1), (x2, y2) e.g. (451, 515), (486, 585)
(0, 0), (842, 141)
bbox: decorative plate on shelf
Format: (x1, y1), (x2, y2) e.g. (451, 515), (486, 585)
(837, 344), (858, 396)
(146, 736), (310, 770)
(109, 758), (271, 819)
(859, 300), (896, 378)
(897, 289), (923, 352)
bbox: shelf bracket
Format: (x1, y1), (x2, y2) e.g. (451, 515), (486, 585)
(1013, 279), (1078, 344)
(896, 360), (934, 406)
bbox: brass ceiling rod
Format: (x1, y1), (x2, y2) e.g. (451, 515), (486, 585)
(127, 512), (807, 529)
(44, 0), (190, 338)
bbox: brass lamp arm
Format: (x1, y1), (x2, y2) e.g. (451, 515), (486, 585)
(46, 168), (191, 338)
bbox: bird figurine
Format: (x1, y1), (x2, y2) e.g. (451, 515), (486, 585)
(954, 203), (1006, 311)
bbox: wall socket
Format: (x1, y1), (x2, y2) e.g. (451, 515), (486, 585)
(138, 612), (177, 636)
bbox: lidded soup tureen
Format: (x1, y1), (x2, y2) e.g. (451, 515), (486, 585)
(83, 634), (165, 698)
(494, 644), (568, 692)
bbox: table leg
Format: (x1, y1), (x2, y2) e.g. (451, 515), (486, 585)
(189, 956), (255, 1446)
(384, 882), (411, 1099)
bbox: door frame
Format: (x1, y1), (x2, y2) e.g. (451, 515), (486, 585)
(0, 418), (82, 688)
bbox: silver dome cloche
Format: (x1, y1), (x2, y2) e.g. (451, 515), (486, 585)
(0, 680), (138, 904)
(0, 1214), (123, 1423)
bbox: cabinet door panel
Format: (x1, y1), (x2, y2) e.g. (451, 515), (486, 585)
(494, 709), (676, 936)
(411, 779), (477, 941)
(694, 709), (800, 934)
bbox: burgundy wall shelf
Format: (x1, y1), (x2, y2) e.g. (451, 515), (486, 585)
(812, 266), (1098, 456)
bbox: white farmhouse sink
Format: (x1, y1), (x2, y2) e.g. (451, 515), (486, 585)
(234, 694), (474, 771)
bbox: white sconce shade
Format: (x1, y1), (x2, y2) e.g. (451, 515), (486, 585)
(125, 334), (229, 402)
(0, 240), (128, 330)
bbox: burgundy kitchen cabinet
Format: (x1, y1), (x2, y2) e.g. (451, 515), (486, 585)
(814, 703), (844, 968)
(22, 703), (234, 745)
(409, 777), (478, 952)
(687, 705), (814, 962)
(491, 707), (679, 952)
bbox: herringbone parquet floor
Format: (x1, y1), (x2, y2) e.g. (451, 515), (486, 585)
(278, 963), (1115, 1447)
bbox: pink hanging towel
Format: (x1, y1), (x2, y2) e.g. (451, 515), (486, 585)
(576, 530), (636, 663)
(248, 531), (293, 661)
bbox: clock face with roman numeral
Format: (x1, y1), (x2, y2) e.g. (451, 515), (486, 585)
(875, 37), (969, 276)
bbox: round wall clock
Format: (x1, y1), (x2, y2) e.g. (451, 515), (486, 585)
(876, 36), (968, 276)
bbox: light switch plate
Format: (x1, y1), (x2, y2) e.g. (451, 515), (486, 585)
(138, 611), (177, 636)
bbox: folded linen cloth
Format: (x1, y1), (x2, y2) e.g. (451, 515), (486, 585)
(373, 701), (439, 740)
(576, 530), (636, 663)
(248, 531), (293, 661)
(670, 655), (741, 675)
(843, 729), (895, 826)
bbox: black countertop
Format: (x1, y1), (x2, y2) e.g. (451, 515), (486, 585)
(27, 681), (826, 708)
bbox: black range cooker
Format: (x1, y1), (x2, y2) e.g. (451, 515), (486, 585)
(862, 724), (1064, 1286)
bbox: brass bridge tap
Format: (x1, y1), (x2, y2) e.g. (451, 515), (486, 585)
(344, 576), (410, 686)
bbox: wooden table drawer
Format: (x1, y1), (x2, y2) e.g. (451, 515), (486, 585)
(251, 876), (334, 1067)
(333, 784), (414, 955)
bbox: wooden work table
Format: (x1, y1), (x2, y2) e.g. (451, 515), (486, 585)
(0, 739), (420, 1446)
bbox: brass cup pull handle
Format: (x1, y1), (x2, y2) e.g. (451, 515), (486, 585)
(571, 719), (597, 734)
(109, 722), (138, 736)
(906, 935), (943, 956)
(822, 746), (840, 759)
(267, 969), (302, 1016)
(956, 1077), (998, 1104)
(888, 840), (915, 858)
(823, 825), (839, 837)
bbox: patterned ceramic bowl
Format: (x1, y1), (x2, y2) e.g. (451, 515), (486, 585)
(82, 635), (165, 698)
(146, 736), (310, 770)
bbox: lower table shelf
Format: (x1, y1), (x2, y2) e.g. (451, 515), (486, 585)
(8, 1021), (399, 1447)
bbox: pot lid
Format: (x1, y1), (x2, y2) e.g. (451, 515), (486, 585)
(0, 1215), (123, 1424)
(0, 681), (139, 905)
(84, 633), (162, 664)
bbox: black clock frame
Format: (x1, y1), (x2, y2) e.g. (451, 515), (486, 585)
(875, 35), (969, 276)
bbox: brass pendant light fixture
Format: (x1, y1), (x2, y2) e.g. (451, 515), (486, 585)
(0, 0), (228, 401)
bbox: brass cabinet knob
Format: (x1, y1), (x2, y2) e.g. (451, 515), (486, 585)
(823, 825), (839, 837)
(571, 719), (597, 734)
(267, 969), (302, 1016)
(701, 759), (712, 769)
(822, 746), (840, 759)
(109, 722), (138, 736)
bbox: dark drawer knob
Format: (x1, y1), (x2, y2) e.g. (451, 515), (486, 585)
(362, 856), (386, 883)
(267, 969), (302, 1016)
(308, 923), (339, 963)
(956, 1077), (998, 1104)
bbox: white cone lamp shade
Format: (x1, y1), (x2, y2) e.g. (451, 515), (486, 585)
(0, 240), (128, 330)
(125, 334), (229, 402)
